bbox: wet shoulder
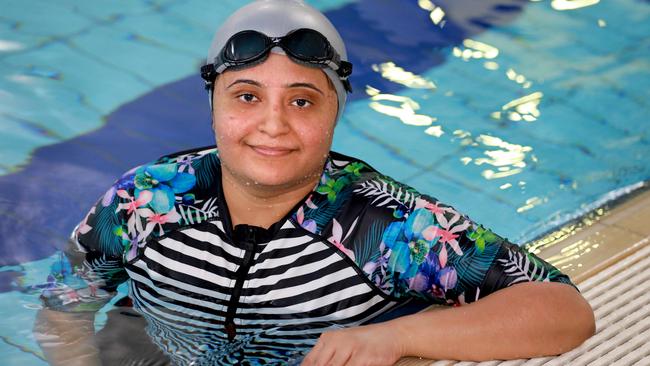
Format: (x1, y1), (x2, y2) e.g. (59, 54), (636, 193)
(75, 146), (222, 262)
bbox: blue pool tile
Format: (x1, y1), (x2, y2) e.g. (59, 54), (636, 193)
(332, 117), (422, 181)
(0, 19), (48, 53)
(505, 173), (590, 223)
(53, 0), (174, 21)
(0, 115), (58, 170)
(162, 0), (253, 32)
(1, 0), (94, 37)
(3, 42), (151, 115)
(342, 97), (459, 168)
(533, 143), (604, 177)
(578, 0), (650, 39)
(165, 0), (354, 35)
(0, 62), (103, 140)
(520, 102), (629, 148)
(72, 24), (197, 86)
(116, 12), (212, 58)
(567, 84), (649, 134)
(608, 58), (650, 103)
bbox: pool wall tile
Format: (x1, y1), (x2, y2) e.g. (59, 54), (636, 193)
(72, 25), (196, 85)
(0, 0), (93, 38)
(332, 118), (423, 181)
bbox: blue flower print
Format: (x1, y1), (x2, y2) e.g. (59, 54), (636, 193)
(382, 209), (441, 280)
(133, 163), (196, 214)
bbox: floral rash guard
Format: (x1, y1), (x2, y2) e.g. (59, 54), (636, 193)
(41, 146), (575, 365)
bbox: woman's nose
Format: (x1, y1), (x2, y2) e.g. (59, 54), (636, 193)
(258, 100), (290, 136)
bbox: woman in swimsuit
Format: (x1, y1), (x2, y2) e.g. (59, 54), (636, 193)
(36, 1), (595, 365)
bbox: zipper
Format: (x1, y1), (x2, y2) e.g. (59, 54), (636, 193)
(224, 226), (258, 341)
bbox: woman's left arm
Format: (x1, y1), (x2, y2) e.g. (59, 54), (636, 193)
(302, 281), (594, 366)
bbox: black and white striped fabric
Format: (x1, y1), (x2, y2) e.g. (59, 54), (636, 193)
(124, 219), (398, 365)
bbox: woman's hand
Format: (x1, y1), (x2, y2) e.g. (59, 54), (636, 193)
(301, 322), (404, 366)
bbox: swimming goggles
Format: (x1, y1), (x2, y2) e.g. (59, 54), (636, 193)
(201, 28), (353, 92)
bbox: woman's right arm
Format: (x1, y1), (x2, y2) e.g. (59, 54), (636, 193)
(34, 187), (130, 366)
(34, 308), (102, 366)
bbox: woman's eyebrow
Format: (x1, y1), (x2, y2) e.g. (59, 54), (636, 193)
(227, 79), (262, 89)
(286, 82), (324, 95)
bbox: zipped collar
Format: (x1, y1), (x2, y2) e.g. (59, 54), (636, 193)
(214, 162), (324, 246)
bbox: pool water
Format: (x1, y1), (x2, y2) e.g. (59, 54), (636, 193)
(0, 0), (648, 364)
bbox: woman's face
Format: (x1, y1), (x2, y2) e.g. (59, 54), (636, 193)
(212, 53), (338, 191)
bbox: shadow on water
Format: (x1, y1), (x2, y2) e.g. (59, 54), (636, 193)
(0, 0), (528, 273)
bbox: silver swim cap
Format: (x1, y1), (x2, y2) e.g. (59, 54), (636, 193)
(206, 0), (350, 121)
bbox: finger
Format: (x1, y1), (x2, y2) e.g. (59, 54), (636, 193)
(326, 348), (352, 366)
(302, 339), (334, 366)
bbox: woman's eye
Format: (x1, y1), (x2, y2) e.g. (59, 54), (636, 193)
(292, 98), (312, 108)
(238, 93), (258, 103)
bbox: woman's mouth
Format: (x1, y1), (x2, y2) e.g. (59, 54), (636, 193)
(250, 145), (294, 157)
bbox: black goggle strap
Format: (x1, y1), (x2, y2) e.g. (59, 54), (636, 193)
(200, 64), (217, 91)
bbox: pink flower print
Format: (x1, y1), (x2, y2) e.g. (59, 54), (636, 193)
(421, 219), (469, 268)
(116, 189), (152, 215)
(75, 206), (96, 237)
(305, 194), (318, 209)
(438, 228), (460, 244)
(415, 197), (445, 214)
(328, 218), (358, 261)
(116, 190), (153, 236)
(141, 208), (181, 237)
(415, 197), (452, 224)
(436, 212), (471, 266)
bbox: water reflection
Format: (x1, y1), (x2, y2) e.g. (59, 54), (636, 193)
(484, 61), (500, 71)
(551, 0), (601, 11)
(0, 40), (24, 52)
(506, 68), (533, 89)
(458, 132), (533, 181)
(494, 91), (544, 122)
(417, 0), (447, 27)
(371, 62), (437, 90)
(366, 86), (440, 128)
(517, 196), (549, 213)
(452, 39), (499, 61)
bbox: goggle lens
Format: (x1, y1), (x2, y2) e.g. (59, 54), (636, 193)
(283, 29), (330, 60)
(225, 31), (269, 62)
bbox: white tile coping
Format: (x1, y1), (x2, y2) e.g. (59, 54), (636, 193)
(398, 235), (650, 366)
